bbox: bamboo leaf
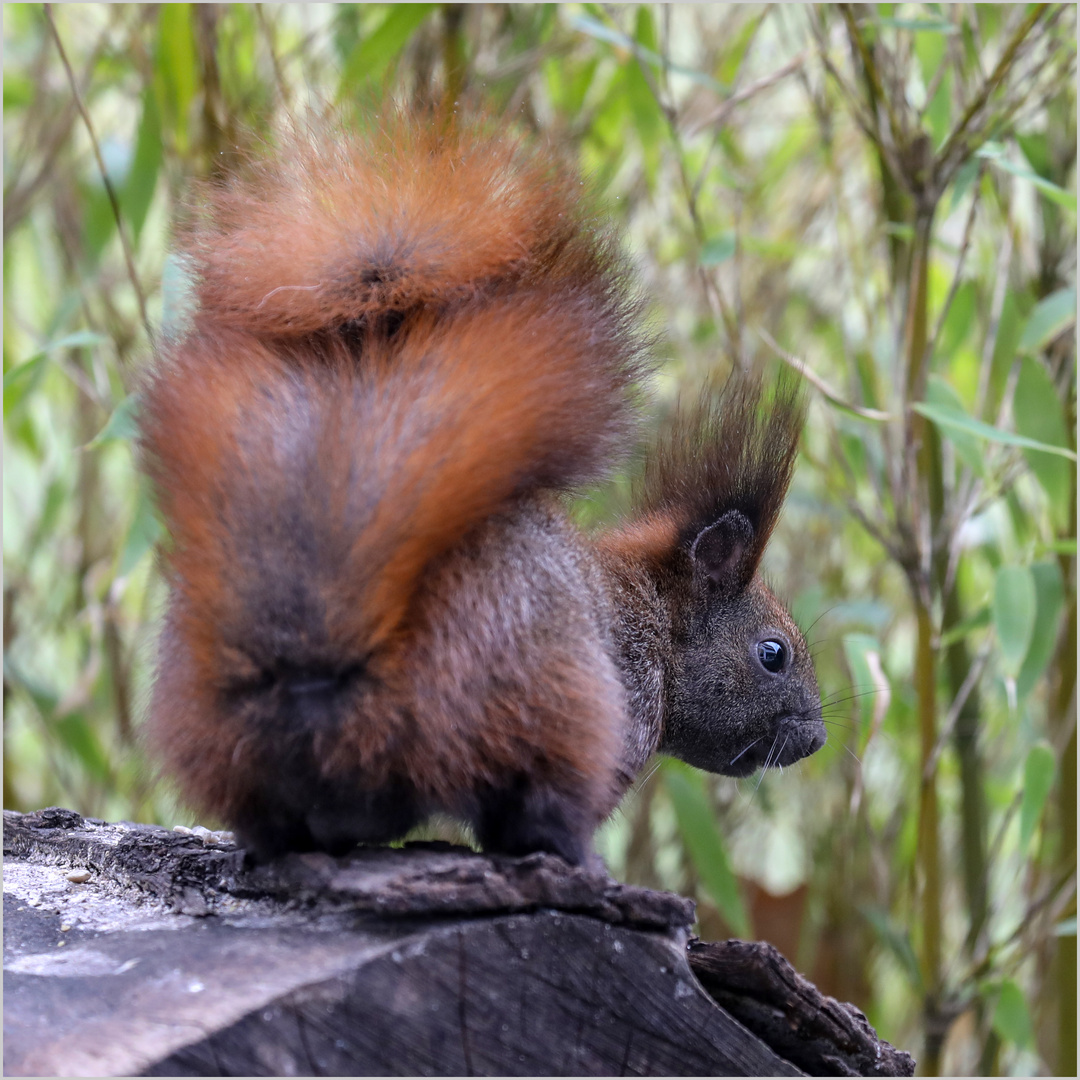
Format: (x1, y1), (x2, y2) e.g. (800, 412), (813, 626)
(155, 4), (197, 153)
(977, 144), (1077, 209)
(120, 90), (162, 243)
(912, 402), (1077, 460)
(991, 979), (1034, 1049)
(665, 763), (750, 937)
(1017, 288), (1076, 354)
(4, 332), (107, 414)
(88, 394), (140, 448)
(993, 565), (1037, 678)
(1018, 741), (1056, 852)
(342, 4), (438, 88)
(1013, 356), (1072, 530)
(926, 377), (983, 474)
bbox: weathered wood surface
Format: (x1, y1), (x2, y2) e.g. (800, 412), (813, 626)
(688, 939), (915, 1077)
(4, 808), (914, 1077)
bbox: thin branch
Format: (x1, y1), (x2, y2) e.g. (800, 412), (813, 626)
(808, 418), (906, 565)
(255, 4), (292, 109)
(923, 641), (993, 783)
(680, 51), (808, 137)
(925, 164), (985, 366)
(975, 225), (1015, 420)
(808, 12), (887, 152)
(838, 4), (906, 154)
(935, 4), (1051, 184)
(44, 4), (153, 350)
(759, 329), (894, 421)
(627, 40), (744, 360)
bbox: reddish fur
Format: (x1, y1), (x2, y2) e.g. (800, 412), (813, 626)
(140, 112), (645, 857)
(183, 115), (605, 335)
(594, 513), (681, 570)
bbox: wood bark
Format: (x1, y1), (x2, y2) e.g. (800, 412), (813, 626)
(3, 808), (914, 1077)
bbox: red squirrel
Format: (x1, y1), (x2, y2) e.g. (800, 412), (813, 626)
(140, 112), (824, 865)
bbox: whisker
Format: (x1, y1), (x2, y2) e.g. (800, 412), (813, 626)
(753, 733), (783, 795)
(802, 605), (840, 639)
(619, 757), (665, 810)
(820, 688), (885, 710)
(729, 736), (766, 767)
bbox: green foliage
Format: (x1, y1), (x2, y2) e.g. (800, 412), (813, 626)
(3, 5), (1075, 1075)
(664, 761), (750, 938)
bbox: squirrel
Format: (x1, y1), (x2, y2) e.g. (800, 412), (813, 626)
(139, 112), (825, 866)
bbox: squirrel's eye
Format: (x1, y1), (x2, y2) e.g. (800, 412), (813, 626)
(757, 640), (786, 673)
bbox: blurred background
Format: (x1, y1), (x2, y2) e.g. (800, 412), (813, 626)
(3, 4), (1075, 1075)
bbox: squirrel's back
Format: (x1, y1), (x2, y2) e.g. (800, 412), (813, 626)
(140, 112), (649, 862)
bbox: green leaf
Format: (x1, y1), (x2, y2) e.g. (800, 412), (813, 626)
(1055, 917), (1077, 937)
(4, 331), (108, 415)
(120, 90), (162, 243)
(664, 763), (750, 937)
(926, 377), (983, 475)
(977, 144), (1077, 209)
(553, 55), (599, 115)
(1019, 741), (1056, 852)
(155, 4), (197, 153)
(624, 9), (664, 186)
(716, 9), (767, 87)
(1013, 357), (1072, 530)
(990, 289), (1024, 394)
(915, 23), (947, 87)
(3, 354), (47, 414)
(937, 281), (976, 358)
(924, 68), (951, 148)
(993, 565), (1037, 678)
(1018, 288), (1076, 354)
(342, 4), (438, 88)
(991, 979), (1034, 1049)
(81, 181), (118, 267)
(950, 157), (984, 210)
(1015, 132), (1051, 179)
(949, 158), (981, 211)
(88, 394), (140, 448)
(912, 402), (1077, 461)
(701, 232), (736, 266)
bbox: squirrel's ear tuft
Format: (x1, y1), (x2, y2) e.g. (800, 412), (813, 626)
(690, 510), (754, 596)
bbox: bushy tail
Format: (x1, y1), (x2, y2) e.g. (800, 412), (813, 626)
(141, 112), (649, 687)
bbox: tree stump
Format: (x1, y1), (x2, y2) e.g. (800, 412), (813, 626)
(3, 808), (914, 1077)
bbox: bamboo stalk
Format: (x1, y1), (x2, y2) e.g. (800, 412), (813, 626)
(906, 206), (945, 1076)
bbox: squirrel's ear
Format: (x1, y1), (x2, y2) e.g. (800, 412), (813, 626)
(690, 510), (754, 596)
